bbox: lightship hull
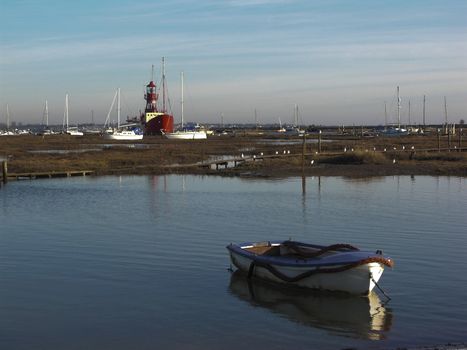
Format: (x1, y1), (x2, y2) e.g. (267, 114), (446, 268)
(143, 112), (174, 135)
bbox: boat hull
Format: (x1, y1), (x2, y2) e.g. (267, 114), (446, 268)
(66, 130), (83, 136)
(104, 133), (143, 141)
(143, 112), (174, 135)
(227, 241), (392, 295)
(164, 131), (207, 140)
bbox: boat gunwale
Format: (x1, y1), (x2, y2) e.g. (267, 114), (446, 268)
(227, 241), (392, 268)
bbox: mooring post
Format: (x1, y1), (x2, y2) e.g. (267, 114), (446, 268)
(437, 129), (441, 152)
(447, 127), (451, 152)
(318, 130), (322, 153)
(459, 128), (463, 152)
(2, 161), (7, 184)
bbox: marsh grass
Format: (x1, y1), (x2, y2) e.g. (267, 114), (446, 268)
(318, 151), (388, 165)
(1, 134), (465, 176)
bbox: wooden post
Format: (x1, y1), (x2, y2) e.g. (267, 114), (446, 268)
(447, 127), (451, 152)
(459, 128), (463, 152)
(437, 129), (441, 152)
(318, 130), (322, 153)
(2, 161), (7, 184)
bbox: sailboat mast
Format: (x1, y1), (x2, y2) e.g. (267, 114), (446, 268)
(444, 96), (448, 126)
(294, 104), (296, 126)
(254, 109), (257, 129)
(384, 101), (387, 127)
(423, 95), (426, 127)
(181, 71), (184, 128)
(397, 86), (401, 129)
(294, 104), (299, 127)
(117, 88), (121, 129)
(104, 90), (118, 128)
(408, 100), (411, 125)
(6, 103), (10, 131)
(162, 57), (166, 113)
(65, 94), (69, 130)
(295, 105), (303, 128)
(44, 100), (49, 127)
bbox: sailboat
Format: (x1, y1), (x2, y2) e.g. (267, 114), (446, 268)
(276, 117), (286, 133)
(163, 72), (207, 140)
(63, 94), (83, 136)
(381, 86), (407, 135)
(104, 88), (143, 141)
(39, 100), (55, 135)
(0, 104), (15, 136)
(285, 104), (305, 136)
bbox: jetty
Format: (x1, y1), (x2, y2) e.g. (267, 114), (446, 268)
(4, 169), (94, 181)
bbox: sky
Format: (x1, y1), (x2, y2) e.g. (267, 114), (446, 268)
(1, 0), (466, 126)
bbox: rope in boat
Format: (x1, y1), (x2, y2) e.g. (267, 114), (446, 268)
(247, 256), (393, 283)
(282, 241), (360, 258)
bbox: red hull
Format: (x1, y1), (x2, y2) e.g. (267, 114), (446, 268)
(144, 113), (174, 135)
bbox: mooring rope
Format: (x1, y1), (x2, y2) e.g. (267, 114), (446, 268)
(247, 256), (393, 283)
(371, 273), (391, 300)
(282, 241), (360, 258)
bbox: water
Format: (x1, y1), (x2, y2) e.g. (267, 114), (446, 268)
(0, 175), (466, 349)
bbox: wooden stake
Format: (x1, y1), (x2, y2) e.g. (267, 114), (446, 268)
(318, 130), (322, 153)
(437, 129), (441, 152)
(459, 128), (463, 152)
(447, 126), (451, 152)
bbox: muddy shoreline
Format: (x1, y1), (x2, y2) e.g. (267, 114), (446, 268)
(1, 133), (466, 179)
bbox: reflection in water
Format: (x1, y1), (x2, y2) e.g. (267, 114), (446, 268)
(228, 271), (392, 341)
(301, 175), (306, 196)
(318, 176), (321, 198)
(342, 176), (386, 185)
(301, 175), (307, 218)
(308, 176), (321, 201)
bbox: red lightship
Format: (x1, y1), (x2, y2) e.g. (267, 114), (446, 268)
(141, 58), (174, 135)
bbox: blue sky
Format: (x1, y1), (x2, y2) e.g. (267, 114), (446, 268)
(1, 0), (466, 126)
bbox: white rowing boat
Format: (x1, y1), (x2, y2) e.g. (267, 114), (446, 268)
(227, 240), (393, 295)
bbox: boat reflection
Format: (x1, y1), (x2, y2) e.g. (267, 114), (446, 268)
(228, 270), (392, 340)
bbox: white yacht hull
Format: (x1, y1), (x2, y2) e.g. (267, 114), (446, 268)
(105, 133), (143, 141)
(66, 130), (83, 136)
(104, 129), (143, 140)
(164, 131), (207, 140)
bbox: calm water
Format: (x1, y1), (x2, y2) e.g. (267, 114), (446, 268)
(0, 175), (466, 350)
